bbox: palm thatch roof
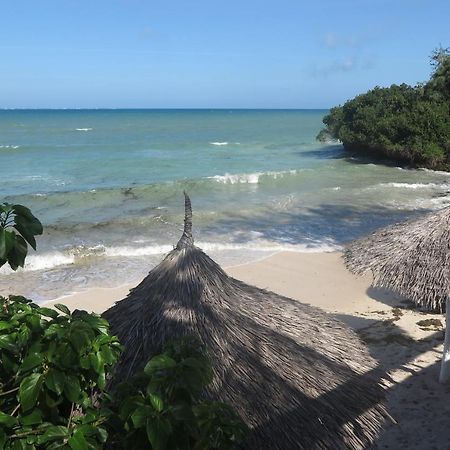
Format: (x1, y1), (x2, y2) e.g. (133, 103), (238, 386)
(103, 193), (389, 449)
(345, 206), (450, 313)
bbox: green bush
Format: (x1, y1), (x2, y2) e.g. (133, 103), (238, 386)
(108, 337), (247, 449)
(0, 296), (247, 449)
(317, 47), (450, 170)
(0, 295), (122, 449)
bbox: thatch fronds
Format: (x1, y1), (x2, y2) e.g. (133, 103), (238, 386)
(103, 194), (389, 449)
(345, 206), (450, 312)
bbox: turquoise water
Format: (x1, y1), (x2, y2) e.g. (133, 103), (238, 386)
(1, 109), (450, 301)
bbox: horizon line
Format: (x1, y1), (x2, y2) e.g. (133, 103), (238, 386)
(0, 107), (331, 111)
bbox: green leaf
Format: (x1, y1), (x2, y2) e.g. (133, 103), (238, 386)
(45, 369), (65, 395)
(40, 425), (69, 443)
(0, 320), (13, 331)
(2, 351), (18, 373)
(14, 218), (37, 250)
(0, 333), (18, 353)
(146, 417), (172, 450)
(11, 204), (34, 221)
(69, 329), (90, 352)
(12, 205), (43, 234)
(144, 355), (177, 375)
(96, 427), (108, 443)
(36, 307), (58, 319)
(19, 373), (44, 412)
(19, 409), (42, 426)
(54, 303), (71, 315)
(118, 396), (145, 421)
(45, 391), (63, 408)
(97, 370), (106, 389)
(63, 375), (81, 403)
(0, 229), (14, 259)
(149, 393), (164, 413)
(7, 235), (28, 270)
(89, 351), (104, 373)
(68, 429), (88, 450)
(0, 411), (17, 428)
(131, 405), (153, 428)
(20, 352), (44, 372)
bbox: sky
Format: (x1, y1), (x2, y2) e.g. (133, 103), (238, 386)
(1, 0), (449, 109)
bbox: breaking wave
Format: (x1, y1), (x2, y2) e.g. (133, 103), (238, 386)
(11, 239), (339, 273)
(369, 182), (450, 190)
(209, 170), (300, 185)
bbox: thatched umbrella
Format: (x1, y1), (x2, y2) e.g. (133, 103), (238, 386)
(103, 193), (389, 449)
(344, 205), (450, 382)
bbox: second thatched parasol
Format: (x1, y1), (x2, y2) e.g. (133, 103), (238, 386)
(344, 205), (450, 382)
(103, 193), (389, 449)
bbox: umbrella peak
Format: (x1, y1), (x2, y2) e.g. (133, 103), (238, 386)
(176, 191), (194, 249)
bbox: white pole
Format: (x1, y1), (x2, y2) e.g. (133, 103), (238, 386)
(439, 298), (450, 383)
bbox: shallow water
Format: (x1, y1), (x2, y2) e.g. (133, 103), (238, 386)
(1, 109), (450, 301)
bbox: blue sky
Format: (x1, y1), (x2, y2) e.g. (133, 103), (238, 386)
(1, 0), (449, 108)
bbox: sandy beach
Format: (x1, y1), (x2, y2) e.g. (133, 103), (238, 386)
(46, 251), (449, 449)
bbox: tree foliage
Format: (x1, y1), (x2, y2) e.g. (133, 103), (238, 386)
(0, 295), (121, 449)
(107, 337), (247, 449)
(317, 47), (450, 170)
(0, 203), (43, 270)
(0, 296), (247, 449)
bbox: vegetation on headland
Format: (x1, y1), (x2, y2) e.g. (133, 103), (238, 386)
(317, 47), (450, 170)
(0, 205), (246, 449)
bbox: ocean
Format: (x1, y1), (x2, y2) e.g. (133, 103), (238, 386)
(1, 109), (450, 302)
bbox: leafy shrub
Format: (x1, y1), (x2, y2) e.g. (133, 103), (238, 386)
(0, 297), (247, 449)
(107, 337), (247, 450)
(0, 204), (43, 270)
(0, 295), (122, 449)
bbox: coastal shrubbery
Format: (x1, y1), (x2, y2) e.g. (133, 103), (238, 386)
(0, 296), (246, 449)
(0, 205), (246, 449)
(317, 47), (450, 170)
(0, 296), (121, 449)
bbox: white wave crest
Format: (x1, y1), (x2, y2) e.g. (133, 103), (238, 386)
(209, 170), (299, 185)
(1, 239), (339, 274)
(105, 245), (173, 257)
(104, 240), (340, 258)
(211, 173), (261, 184)
(0, 145), (20, 149)
(75, 128), (93, 131)
(209, 142), (228, 146)
(368, 182), (449, 190)
(418, 168), (450, 176)
(0, 253), (75, 273)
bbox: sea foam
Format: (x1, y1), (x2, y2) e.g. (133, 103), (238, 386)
(75, 128), (93, 131)
(209, 142), (228, 146)
(209, 169), (299, 185)
(9, 239), (340, 273)
(370, 182), (449, 190)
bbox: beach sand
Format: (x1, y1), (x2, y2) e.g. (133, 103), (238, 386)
(47, 251), (449, 449)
